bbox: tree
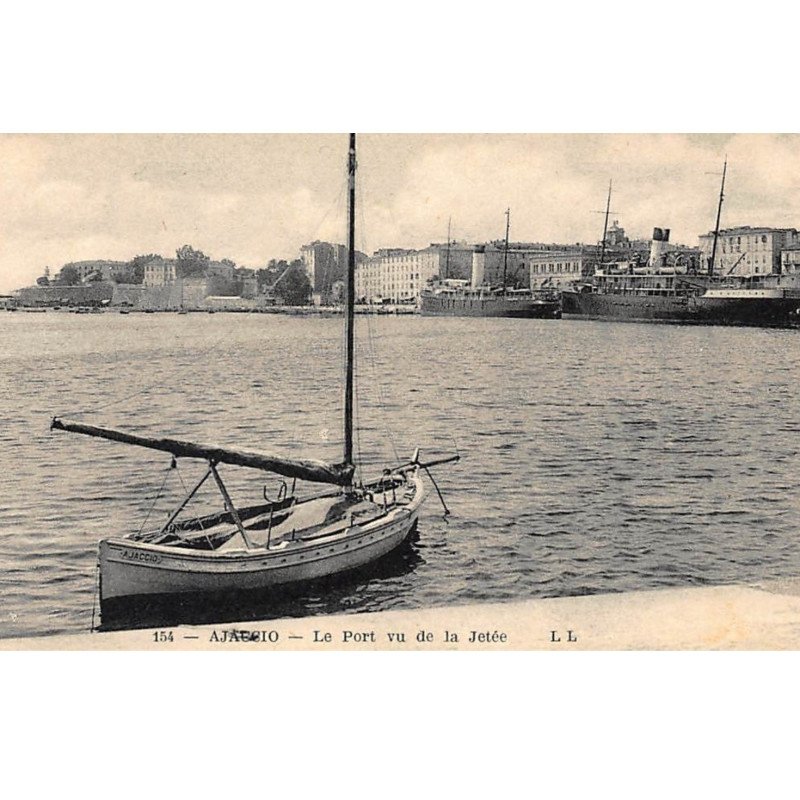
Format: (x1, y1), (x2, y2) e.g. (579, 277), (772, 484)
(55, 265), (81, 285)
(276, 261), (312, 305)
(176, 245), (210, 278)
(120, 253), (161, 284)
(257, 259), (287, 291)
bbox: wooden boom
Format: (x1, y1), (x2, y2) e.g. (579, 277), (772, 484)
(50, 418), (355, 486)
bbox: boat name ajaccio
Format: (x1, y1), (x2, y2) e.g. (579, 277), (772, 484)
(121, 549), (162, 563)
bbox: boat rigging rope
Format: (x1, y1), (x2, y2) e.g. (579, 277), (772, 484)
(354, 376), (364, 485)
(173, 462), (214, 547)
(135, 460), (174, 536)
(363, 312), (400, 463)
(55, 177), (347, 422)
(355, 174), (400, 465)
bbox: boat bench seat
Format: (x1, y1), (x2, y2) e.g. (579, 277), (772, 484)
(296, 507), (391, 542)
(215, 494), (402, 552)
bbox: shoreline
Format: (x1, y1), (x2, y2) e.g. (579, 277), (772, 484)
(2, 305), (418, 315)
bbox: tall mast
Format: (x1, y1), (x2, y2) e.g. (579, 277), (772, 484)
(599, 180), (612, 268)
(502, 208), (510, 292)
(344, 133), (356, 468)
(709, 156), (727, 276)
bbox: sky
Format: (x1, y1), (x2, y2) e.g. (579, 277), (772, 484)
(2, 133), (800, 293)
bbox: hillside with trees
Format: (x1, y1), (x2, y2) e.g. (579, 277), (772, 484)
(28, 245), (315, 307)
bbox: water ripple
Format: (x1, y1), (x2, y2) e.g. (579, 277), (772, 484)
(1, 313), (799, 637)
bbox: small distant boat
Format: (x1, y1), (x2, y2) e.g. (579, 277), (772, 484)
(51, 134), (459, 612)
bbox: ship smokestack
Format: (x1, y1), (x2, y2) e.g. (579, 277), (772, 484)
(471, 246), (486, 288)
(649, 227), (670, 269)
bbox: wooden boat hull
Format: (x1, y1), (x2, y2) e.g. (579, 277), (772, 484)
(99, 477), (424, 604)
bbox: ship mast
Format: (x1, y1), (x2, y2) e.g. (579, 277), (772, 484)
(709, 156), (727, 276)
(502, 208), (510, 292)
(599, 180), (612, 268)
(344, 133), (356, 469)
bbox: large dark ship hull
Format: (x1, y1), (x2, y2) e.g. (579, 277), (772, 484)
(562, 290), (800, 327)
(420, 294), (561, 318)
(692, 295), (800, 326)
(562, 290), (696, 322)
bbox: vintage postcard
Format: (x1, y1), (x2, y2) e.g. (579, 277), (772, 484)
(1, 132), (799, 651)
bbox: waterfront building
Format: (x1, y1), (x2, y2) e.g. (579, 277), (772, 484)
(528, 247), (599, 289)
(698, 226), (798, 276)
(471, 243), (552, 289)
(300, 241), (351, 304)
(780, 246), (800, 274)
(57, 260), (128, 283)
(355, 244), (472, 304)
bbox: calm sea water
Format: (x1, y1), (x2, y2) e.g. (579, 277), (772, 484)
(1, 310), (798, 638)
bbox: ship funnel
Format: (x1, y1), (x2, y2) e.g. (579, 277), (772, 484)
(471, 246), (486, 288)
(649, 227), (670, 268)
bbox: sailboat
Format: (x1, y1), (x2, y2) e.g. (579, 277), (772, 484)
(50, 134), (459, 612)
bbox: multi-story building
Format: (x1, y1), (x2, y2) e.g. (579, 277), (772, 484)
(58, 260), (128, 283)
(356, 247), (435, 304)
(698, 226), (798, 276)
(143, 258), (178, 286)
(471, 243), (549, 289)
(355, 244), (473, 304)
(528, 247), (599, 289)
(300, 241), (349, 304)
(780, 246), (800, 274)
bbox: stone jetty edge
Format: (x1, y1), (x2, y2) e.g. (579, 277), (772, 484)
(4, 581), (800, 651)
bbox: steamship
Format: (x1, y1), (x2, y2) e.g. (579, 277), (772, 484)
(419, 211), (561, 319)
(420, 281), (561, 318)
(562, 227), (800, 327)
